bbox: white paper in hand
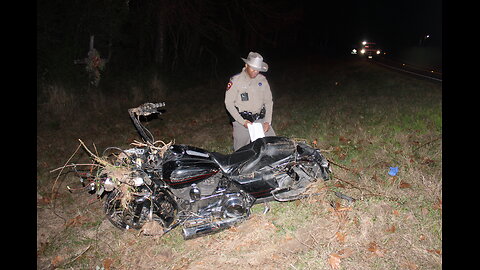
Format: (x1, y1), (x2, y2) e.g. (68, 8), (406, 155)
(247, 122), (265, 142)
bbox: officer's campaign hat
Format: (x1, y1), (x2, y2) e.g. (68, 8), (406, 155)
(242, 52), (269, 72)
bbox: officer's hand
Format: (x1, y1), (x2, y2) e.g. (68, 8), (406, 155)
(263, 122), (270, 132)
(243, 120), (252, 128)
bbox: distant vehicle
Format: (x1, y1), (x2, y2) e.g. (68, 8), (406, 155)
(359, 41), (381, 59)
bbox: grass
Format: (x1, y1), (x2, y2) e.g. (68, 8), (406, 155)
(37, 56), (441, 269)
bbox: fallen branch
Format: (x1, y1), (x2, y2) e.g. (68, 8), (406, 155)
(78, 139), (111, 167)
(130, 139), (172, 157)
(328, 159), (359, 175)
(57, 245), (92, 268)
(333, 175), (400, 202)
(51, 143), (82, 200)
(49, 163), (100, 174)
(412, 135), (442, 152)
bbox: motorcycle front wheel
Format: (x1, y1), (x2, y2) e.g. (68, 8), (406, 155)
(104, 188), (177, 230)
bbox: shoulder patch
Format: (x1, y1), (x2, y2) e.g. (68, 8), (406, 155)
(226, 81), (233, 91)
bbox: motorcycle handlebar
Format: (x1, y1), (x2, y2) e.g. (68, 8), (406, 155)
(128, 102), (165, 143)
(130, 102), (165, 116)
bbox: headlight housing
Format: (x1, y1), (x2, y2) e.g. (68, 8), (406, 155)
(360, 49), (365, 54)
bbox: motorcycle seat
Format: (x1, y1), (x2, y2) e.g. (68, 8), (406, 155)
(210, 136), (296, 175)
(210, 145), (259, 175)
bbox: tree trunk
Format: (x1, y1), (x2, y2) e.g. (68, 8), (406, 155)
(155, 1), (166, 66)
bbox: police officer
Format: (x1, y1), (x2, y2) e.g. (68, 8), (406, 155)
(225, 52), (276, 151)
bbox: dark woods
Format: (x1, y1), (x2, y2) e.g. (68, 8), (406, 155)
(37, 0), (441, 87)
(38, 0), (311, 85)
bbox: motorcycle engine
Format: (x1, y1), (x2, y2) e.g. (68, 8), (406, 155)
(169, 174), (252, 218)
(223, 193), (248, 217)
(170, 175), (255, 239)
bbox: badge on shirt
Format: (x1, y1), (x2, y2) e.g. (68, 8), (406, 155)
(240, 92), (249, 101)
(258, 82), (262, 86)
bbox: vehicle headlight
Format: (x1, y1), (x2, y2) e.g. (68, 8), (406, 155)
(360, 49), (365, 54)
(133, 177), (144, 186)
(104, 177), (116, 191)
(376, 50), (381, 54)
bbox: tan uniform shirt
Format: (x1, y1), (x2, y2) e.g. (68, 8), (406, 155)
(225, 67), (273, 124)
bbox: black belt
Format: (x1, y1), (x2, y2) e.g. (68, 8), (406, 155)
(239, 107), (266, 122)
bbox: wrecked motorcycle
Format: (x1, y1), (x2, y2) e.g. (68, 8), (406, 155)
(77, 102), (331, 239)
